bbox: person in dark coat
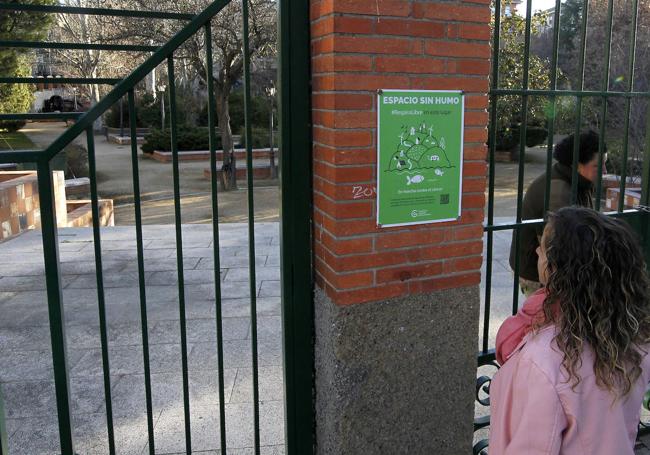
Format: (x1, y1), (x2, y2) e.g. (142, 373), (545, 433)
(509, 130), (606, 295)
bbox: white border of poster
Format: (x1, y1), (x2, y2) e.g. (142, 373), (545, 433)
(376, 89), (465, 228)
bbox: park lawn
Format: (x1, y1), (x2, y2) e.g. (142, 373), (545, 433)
(0, 131), (36, 151)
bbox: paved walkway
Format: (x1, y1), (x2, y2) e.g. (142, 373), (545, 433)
(0, 223), (284, 454)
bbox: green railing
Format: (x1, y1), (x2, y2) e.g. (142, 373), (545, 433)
(0, 1), (314, 454)
(476, 0), (650, 452)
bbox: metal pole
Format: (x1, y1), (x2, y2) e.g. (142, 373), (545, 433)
(119, 96), (124, 137)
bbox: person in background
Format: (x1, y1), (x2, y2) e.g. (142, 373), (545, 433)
(509, 130), (606, 295)
(491, 207), (650, 454)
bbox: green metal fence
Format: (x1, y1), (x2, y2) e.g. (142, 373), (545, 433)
(0, 1), (313, 453)
(475, 0), (650, 453)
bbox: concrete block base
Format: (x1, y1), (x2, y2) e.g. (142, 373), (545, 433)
(315, 286), (480, 454)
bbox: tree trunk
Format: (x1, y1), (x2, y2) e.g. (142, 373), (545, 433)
(215, 85), (237, 191)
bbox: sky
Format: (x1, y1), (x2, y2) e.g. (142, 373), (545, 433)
(530, 0), (562, 12)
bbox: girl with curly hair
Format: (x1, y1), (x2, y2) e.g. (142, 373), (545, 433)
(490, 207), (650, 454)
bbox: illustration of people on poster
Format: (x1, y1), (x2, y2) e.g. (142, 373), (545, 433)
(377, 89), (464, 227)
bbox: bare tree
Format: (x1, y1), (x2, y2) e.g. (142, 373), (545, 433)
(130, 0), (277, 190)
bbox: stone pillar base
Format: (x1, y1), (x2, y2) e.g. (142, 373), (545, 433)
(315, 286), (480, 454)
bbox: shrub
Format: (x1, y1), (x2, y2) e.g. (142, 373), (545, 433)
(237, 126), (278, 149)
(493, 124), (548, 150)
(141, 127), (221, 153)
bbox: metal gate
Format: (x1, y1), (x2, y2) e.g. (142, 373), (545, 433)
(475, 0), (650, 452)
(0, 0), (313, 453)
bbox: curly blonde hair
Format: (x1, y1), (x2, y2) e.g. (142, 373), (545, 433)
(541, 207), (650, 396)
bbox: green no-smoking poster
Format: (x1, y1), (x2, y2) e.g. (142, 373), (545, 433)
(377, 89), (464, 227)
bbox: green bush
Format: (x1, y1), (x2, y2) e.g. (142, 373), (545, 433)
(237, 126), (278, 149)
(0, 120), (27, 133)
(201, 90), (273, 132)
(104, 92), (193, 129)
(605, 141), (643, 178)
(141, 127), (221, 153)
(493, 124), (548, 151)
(22, 143), (88, 178)
(0, 59), (32, 132)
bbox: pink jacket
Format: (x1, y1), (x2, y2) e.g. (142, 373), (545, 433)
(489, 325), (650, 454)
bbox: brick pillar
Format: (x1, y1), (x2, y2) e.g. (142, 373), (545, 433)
(310, 1), (490, 453)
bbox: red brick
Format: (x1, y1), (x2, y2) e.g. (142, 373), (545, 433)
(464, 128), (488, 143)
(459, 23), (491, 40)
(453, 225), (484, 241)
(376, 261), (444, 283)
(465, 111), (489, 126)
(334, 16), (376, 34)
(456, 59), (491, 75)
(464, 145), (487, 160)
(466, 95), (489, 109)
(376, 229), (446, 250)
(408, 240), (483, 261)
(313, 126), (373, 147)
(461, 193), (486, 209)
(459, 209), (486, 225)
(312, 55), (373, 73)
(331, 74), (411, 91)
(447, 24), (459, 39)
(311, 16), (334, 38)
(410, 76), (489, 92)
(332, 282), (409, 306)
(376, 56), (446, 74)
(463, 162), (487, 177)
(312, 36), (334, 55)
(408, 272), (481, 293)
(413, 2), (490, 22)
(314, 162), (374, 183)
(331, 111), (376, 129)
(312, 93), (374, 111)
(314, 193), (374, 219)
(316, 258), (374, 289)
(314, 177), (378, 201)
(322, 215), (380, 236)
(314, 145), (377, 166)
(334, 36), (419, 55)
(310, 0), (334, 20)
(447, 256), (483, 273)
(425, 41), (491, 59)
(332, 0), (411, 17)
(321, 231), (374, 255)
(462, 178), (487, 193)
(375, 18), (445, 38)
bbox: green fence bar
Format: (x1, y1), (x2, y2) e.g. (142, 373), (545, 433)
(491, 88), (650, 98)
(241, 0), (261, 451)
(0, 385), (7, 455)
(0, 40), (158, 52)
(594, 0), (615, 210)
(511, 0), (535, 314)
(617, 0), (640, 213)
(86, 128), (116, 454)
(37, 159), (75, 454)
(127, 89), (156, 454)
(278, 0), (316, 452)
(483, 0), (502, 353)
(167, 56), (193, 453)
(642, 108), (650, 208)
(0, 2), (194, 19)
(570, 0), (590, 203)
(204, 23), (228, 454)
(543, 0), (563, 216)
(0, 77), (121, 85)
(0, 150), (44, 164)
(0, 113), (82, 120)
